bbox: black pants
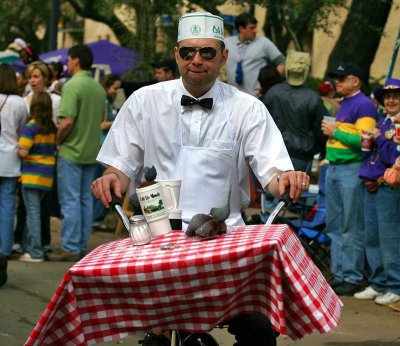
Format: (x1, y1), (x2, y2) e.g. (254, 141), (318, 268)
(227, 313), (277, 346)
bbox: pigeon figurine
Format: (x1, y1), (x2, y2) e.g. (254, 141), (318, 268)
(144, 165), (157, 181)
(139, 166), (158, 188)
(186, 186), (231, 238)
(209, 188), (231, 222)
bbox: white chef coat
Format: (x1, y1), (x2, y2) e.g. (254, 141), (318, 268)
(97, 78), (293, 215)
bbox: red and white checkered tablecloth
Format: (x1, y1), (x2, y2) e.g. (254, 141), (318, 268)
(25, 224), (342, 346)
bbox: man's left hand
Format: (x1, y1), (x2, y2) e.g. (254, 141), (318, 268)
(277, 171), (310, 203)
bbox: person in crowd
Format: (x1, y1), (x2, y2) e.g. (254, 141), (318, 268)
(16, 72), (28, 97)
(18, 91), (57, 262)
(152, 59), (177, 82)
(92, 12), (310, 346)
(12, 61), (61, 255)
(262, 51), (328, 173)
(19, 45), (39, 66)
(354, 78), (400, 305)
(25, 61), (61, 125)
(92, 73), (122, 230)
(48, 61), (66, 93)
(0, 64), (29, 258)
(321, 63), (377, 296)
(257, 65), (283, 97)
(46, 44), (106, 262)
(225, 12), (285, 96)
(319, 80), (339, 117)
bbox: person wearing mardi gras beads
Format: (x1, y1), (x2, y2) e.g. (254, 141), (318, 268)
(354, 78), (400, 306)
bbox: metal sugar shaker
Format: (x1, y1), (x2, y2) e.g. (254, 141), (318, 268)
(128, 215), (151, 246)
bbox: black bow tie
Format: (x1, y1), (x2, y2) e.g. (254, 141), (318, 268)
(181, 95), (213, 110)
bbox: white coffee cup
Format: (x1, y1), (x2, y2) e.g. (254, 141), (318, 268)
(158, 180), (181, 210)
(136, 182), (173, 237)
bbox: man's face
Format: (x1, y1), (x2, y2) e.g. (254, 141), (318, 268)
(239, 23), (257, 41)
(334, 74), (360, 97)
(154, 68), (173, 82)
(174, 38), (227, 96)
(67, 55), (79, 75)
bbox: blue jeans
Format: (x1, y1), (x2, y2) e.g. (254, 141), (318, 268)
(22, 187), (45, 259)
(0, 177), (18, 256)
(326, 162), (365, 284)
(364, 186), (400, 294)
(57, 157), (97, 253)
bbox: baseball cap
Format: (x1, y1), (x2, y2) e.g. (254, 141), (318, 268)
(319, 81), (333, 95)
(177, 12), (224, 42)
(327, 63), (365, 82)
(152, 59), (176, 74)
(373, 78), (400, 105)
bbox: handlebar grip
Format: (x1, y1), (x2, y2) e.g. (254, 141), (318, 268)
(110, 191), (122, 210)
(280, 189), (291, 206)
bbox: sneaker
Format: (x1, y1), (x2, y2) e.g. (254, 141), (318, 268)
(389, 302), (400, 312)
(19, 253), (44, 263)
(374, 292), (400, 305)
(12, 243), (23, 254)
(354, 286), (383, 300)
(0, 253), (7, 287)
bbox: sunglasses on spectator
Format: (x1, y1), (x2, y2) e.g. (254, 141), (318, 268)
(178, 47), (217, 61)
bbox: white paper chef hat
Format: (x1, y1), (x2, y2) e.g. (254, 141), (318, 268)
(177, 12), (224, 42)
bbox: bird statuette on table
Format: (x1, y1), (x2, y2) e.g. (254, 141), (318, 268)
(139, 165), (158, 188)
(186, 187), (231, 238)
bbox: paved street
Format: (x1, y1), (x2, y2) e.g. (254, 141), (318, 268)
(1, 216), (399, 346)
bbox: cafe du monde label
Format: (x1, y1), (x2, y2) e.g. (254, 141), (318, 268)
(178, 13), (224, 42)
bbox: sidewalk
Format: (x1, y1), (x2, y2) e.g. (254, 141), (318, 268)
(1, 216), (399, 345)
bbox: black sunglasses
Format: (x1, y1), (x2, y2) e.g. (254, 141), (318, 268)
(178, 46), (217, 61)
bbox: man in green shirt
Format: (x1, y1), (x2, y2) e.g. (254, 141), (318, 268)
(47, 45), (106, 261)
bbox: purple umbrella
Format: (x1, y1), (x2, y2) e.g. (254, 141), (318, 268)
(13, 40), (140, 76)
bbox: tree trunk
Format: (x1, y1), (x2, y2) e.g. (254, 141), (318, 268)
(326, 0), (392, 84)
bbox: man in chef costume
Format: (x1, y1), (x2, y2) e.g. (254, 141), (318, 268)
(92, 12), (310, 345)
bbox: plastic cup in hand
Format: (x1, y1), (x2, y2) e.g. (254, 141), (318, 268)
(361, 133), (373, 152)
(323, 116), (336, 124)
(395, 123), (400, 137)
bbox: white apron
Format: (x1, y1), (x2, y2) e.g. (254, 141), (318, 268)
(171, 86), (244, 226)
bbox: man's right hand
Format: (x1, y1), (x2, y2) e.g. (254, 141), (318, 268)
(91, 170), (128, 208)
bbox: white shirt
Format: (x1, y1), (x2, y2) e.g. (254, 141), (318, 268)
(97, 78), (293, 207)
(0, 94), (29, 177)
(25, 91), (61, 125)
